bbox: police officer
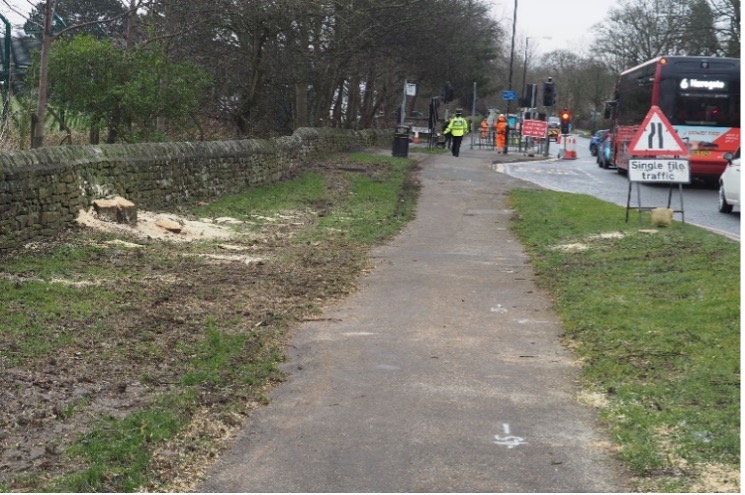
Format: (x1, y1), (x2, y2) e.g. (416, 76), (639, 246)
(443, 109), (469, 157)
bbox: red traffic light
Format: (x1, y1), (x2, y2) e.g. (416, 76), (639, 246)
(560, 109), (571, 122)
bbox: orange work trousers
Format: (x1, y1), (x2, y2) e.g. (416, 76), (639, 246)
(496, 132), (506, 150)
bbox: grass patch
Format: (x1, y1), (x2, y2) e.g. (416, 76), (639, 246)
(509, 189), (740, 492)
(193, 172), (327, 224)
(55, 408), (185, 492)
(312, 153), (417, 243)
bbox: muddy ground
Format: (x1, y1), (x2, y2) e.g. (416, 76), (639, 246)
(0, 158), (417, 491)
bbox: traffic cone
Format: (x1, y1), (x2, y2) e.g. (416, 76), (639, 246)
(563, 135), (577, 159)
(412, 131), (420, 144)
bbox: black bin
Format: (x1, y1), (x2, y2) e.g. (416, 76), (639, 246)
(392, 125), (410, 157)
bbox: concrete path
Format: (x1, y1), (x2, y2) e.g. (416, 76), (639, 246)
(198, 147), (631, 492)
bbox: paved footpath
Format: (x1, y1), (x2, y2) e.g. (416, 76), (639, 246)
(198, 146), (632, 492)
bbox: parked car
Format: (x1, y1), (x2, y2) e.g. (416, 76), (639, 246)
(718, 148), (740, 213)
(596, 132), (613, 169)
(589, 129), (609, 156)
(547, 116), (560, 141)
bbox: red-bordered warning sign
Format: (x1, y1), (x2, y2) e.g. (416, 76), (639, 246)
(627, 105), (689, 157)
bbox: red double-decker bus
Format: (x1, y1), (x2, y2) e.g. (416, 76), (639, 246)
(605, 56), (740, 182)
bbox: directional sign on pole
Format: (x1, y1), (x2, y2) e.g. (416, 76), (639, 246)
(627, 105), (689, 157)
(502, 90), (517, 101)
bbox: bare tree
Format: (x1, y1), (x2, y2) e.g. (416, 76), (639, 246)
(708, 0), (740, 56)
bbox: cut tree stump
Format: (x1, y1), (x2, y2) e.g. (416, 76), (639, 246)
(92, 196), (137, 225)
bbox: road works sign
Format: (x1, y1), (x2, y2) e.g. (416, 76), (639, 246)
(627, 105), (688, 157)
(522, 119), (547, 138)
(628, 158), (690, 183)
(627, 105), (690, 183)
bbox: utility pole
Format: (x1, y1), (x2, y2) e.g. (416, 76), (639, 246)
(32, 0), (55, 148)
(505, 0), (517, 154)
(506, 0), (517, 115)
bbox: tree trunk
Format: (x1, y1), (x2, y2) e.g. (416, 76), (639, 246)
(32, 0), (55, 149)
(294, 82), (308, 129)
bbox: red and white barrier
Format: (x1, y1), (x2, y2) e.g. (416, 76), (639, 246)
(563, 135), (577, 159)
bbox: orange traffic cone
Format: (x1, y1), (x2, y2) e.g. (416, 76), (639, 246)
(412, 131), (420, 144)
(563, 135), (577, 159)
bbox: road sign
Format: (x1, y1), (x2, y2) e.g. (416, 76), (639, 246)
(522, 119), (548, 138)
(502, 90), (517, 101)
(627, 105), (688, 156)
(629, 158), (690, 183)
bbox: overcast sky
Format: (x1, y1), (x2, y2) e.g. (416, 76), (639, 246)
(492, 0), (618, 55)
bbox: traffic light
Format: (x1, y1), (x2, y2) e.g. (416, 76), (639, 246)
(560, 108), (571, 134)
(520, 83), (535, 108)
(542, 79), (555, 107)
(444, 82), (454, 103)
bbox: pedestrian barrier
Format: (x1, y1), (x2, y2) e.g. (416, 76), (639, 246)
(475, 130), (496, 150)
(563, 135), (577, 159)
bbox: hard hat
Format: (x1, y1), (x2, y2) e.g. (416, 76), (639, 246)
(499, 114), (505, 119)
(455, 108), (463, 114)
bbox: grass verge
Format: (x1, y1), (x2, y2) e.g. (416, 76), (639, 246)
(509, 189), (740, 493)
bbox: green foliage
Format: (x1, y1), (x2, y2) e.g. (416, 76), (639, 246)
(46, 35), (120, 125)
(44, 35), (210, 142)
(509, 189), (740, 491)
(121, 50), (210, 141)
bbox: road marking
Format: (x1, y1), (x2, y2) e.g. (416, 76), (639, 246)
(490, 304), (508, 314)
(493, 423), (527, 448)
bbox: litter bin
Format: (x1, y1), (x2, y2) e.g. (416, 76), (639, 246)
(392, 125), (410, 157)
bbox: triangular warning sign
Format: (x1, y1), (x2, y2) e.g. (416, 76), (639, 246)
(627, 105), (689, 157)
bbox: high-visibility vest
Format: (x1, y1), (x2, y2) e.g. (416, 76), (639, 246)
(446, 117), (469, 137)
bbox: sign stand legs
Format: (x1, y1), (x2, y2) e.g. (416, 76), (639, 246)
(625, 182), (686, 224)
(667, 184), (685, 224)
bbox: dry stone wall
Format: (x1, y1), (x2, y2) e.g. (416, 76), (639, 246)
(0, 127), (393, 250)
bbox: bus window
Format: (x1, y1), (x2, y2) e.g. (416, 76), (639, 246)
(672, 91), (739, 127)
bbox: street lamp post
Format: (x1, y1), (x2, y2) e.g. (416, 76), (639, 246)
(521, 36), (551, 108)
(506, 0), (517, 115)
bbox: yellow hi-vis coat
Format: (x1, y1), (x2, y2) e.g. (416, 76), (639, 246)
(444, 116), (469, 137)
